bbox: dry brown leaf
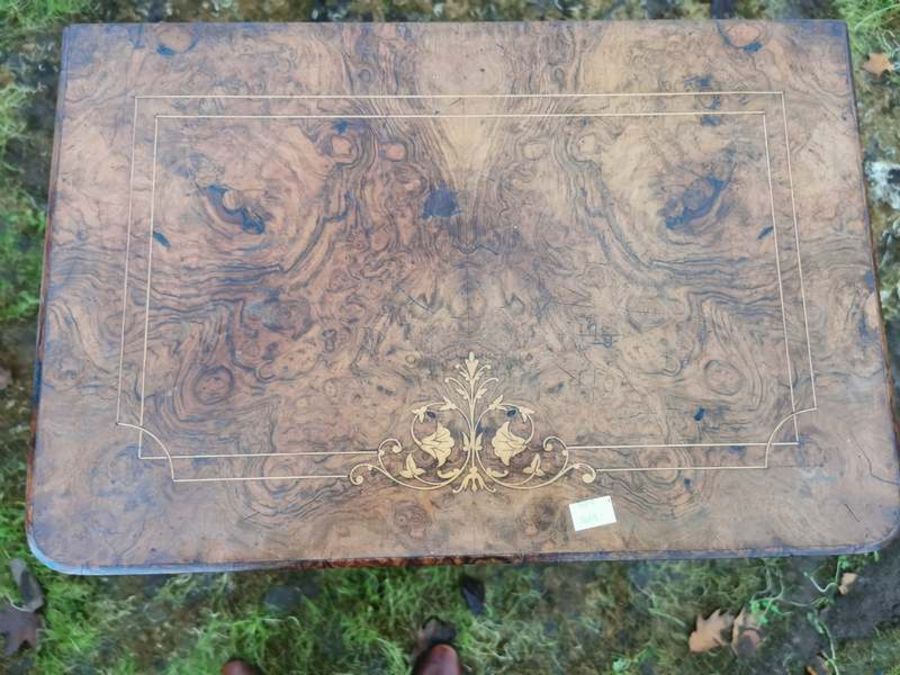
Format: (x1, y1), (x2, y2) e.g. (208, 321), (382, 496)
(838, 571), (858, 595)
(688, 609), (734, 653)
(0, 604), (41, 655)
(863, 52), (894, 77)
(731, 607), (764, 657)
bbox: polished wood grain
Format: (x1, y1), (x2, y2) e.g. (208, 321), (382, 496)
(29, 20), (900, 573)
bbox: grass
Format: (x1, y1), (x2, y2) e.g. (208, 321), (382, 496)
(0, 196), (45, 322)
(0, 82), (46, 322)
(836, 0), (900, 54)
(0, 0), (95, 48)
(838, 625), (900, 674)
(0, 0), (899, 672)
(0, 553), (869, 673)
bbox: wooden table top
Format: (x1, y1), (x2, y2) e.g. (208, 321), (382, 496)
(29, 20), (900, 573)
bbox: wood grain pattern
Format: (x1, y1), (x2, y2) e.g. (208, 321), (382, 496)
(28, 20), (900, 573)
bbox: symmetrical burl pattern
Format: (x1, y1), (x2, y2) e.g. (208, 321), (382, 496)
(28, 21), (899, 572)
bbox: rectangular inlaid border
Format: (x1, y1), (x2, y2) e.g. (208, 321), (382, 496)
(114, 91), (818, 482)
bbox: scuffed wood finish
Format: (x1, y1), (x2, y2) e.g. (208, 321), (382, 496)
(29, 21), (900, 573)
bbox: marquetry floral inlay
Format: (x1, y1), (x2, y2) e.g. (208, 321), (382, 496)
(350, 353), (596, 493)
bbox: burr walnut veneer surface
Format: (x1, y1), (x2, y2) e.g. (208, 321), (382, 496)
(29, 20), (900, 573)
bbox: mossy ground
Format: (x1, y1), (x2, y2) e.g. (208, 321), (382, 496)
(1, 1), (899, 673)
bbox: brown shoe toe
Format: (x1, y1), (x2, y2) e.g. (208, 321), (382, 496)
(221, 659), (261, 675)
(414, 643), (462, 675)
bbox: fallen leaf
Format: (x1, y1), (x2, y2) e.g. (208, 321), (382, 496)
(731, 607), (763, 657)
(0, 604), (41, 655)
(838, 572), (858, 595)
(688, 609), (734, 653)
(10, 559), (44, 613)
(0, 367), (10, 391)
(862, 52), (894, 77)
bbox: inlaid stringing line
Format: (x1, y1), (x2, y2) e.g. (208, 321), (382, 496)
(166, 475), (350, 483)
(127, 415), (788, 481)
(136, 115), (159, 459)
(156, 111), (767, 121)
(593, 463), (767, 473)
(780, 92), (818, 408)
(567, 442), (795, 450)
(142, 446), (795, 460)
(115, 95), (139, 426)
(134, 90), (785, 100)
(141, 452), (378, 459)
(116, 423), (348, 481)
(123, 415), (777, 482)
(762, 113), (800, 441)
(142, 443), (794, 461)
(117, 93), (817, 481)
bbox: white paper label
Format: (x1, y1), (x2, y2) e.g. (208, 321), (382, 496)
(569, 495), (617, 532)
